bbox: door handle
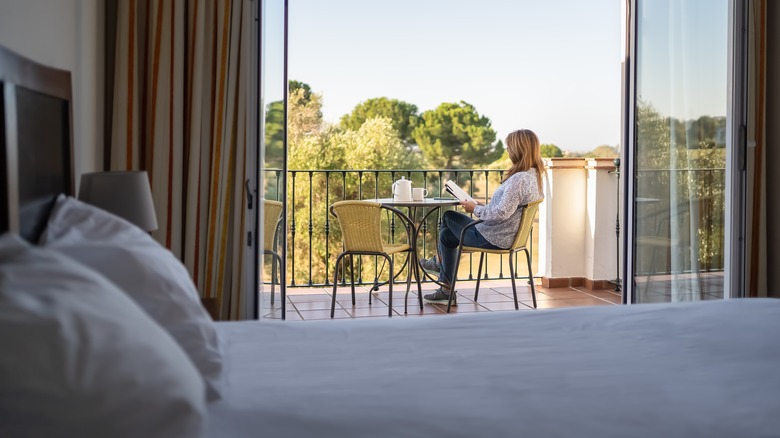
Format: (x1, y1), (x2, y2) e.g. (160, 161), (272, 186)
(245, 179), (253, 209)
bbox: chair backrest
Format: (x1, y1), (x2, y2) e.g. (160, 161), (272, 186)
(509, 198), (544, 250)
(330, 200), (385, 252)
(262, 200), (283, 251)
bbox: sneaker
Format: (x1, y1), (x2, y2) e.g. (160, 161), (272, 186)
(423, 287), (457, 306)
(419, 256), (441, 274)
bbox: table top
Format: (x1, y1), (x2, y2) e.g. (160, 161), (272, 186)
(364, 197), (461, 207)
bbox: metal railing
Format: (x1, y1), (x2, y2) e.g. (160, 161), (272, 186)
(634, 167), (726, 274)
(263, 168), (537, 288)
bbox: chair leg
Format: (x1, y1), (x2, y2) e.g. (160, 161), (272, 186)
(273, 253), (283, 314)
(523, 248), (537, 309)
(508, 254), (519, 310)
(280, 255), (286, 318)
(269, 253), (275, 306)
(349, 255), (357, 305)
(474, 253), (485, 302)
(404, 252), (414, 314)
(331, 254), (344, 318)
(387, 255), (393, 317)
(414, 253), (423, 311)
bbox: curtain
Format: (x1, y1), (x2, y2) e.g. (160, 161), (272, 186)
(111, 0), (250, 320)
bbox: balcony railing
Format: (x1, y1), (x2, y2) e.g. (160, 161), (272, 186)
(261, 161), (726, 291)
(262, 168), (537, 289)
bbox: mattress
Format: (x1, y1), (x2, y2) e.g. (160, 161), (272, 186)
(208, 299), (780, 438)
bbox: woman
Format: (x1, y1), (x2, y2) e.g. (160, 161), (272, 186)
(422, 129), (545, 305)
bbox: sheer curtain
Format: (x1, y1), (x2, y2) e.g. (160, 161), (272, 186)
(110, 0), (250, 319)
(634, 0), (728, 303)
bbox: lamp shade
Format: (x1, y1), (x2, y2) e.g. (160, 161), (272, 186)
(78, 171), (159, 232)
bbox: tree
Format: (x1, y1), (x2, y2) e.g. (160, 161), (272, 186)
(288, 95), (423, 283)
(265, 80), (319, 170)
(588, 145), (619, 158)
(289, 80), (313, 101)
(288, 88), (324, 146)
(340, 97), (419, 147)
(540, 144), (563, 158)
(412, 101), (503, 169)
(263, 100), (284, 169)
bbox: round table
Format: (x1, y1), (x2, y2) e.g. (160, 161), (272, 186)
(363, 197), (461, 312)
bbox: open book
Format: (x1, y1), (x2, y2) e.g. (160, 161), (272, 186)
(444, 180), (474, 203)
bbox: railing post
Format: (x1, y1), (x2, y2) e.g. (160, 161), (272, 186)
(290, 171), (297, 286)
(324, 172), (330, 285)
(308, 171), (314, 286)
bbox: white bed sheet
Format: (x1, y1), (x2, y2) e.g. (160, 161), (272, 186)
(208, 299), (780, 438)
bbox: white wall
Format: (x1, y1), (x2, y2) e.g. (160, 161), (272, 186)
(0, 0), (104, 184)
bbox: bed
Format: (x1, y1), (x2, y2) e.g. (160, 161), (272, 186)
(2, 44), (780, 438)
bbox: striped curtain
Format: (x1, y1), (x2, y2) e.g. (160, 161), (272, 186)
(111, 0), (250, 320)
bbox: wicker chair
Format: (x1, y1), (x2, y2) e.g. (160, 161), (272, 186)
(446, 198), (544, 313)
(329, 200), (421, 318)
(262, 200), (284, 306)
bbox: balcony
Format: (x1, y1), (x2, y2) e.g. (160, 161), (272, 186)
(260, 157), (725, 320)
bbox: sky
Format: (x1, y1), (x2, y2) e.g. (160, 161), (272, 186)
(637, 0), (728, 121)
(286, 0), (622, 153)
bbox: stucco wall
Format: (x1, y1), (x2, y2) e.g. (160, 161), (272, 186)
(0, 0), (104, 185)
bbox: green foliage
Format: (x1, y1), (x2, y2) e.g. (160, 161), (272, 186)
(263, 100), (285, 169)
(584, 145), (619, 158)
(264, 80), (320, 171)
(288, 88), (325, 147)
(412, 101), (503, 169)
(287, 87), (424, 282)
(540, 144), (563, 158)
(634, 98), (726, 273)
(340, 97), (420, 147)
(289, 80), (313, 101)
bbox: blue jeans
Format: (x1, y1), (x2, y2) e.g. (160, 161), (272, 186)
(437, 210), (499, 287)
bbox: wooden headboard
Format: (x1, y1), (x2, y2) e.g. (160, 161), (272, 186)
(0, 44), (74, 243)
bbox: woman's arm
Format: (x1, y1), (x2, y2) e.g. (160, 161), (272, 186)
(472, 173), (537, 224)
(461, 199), (479, 213)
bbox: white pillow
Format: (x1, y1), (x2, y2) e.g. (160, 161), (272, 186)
(0, 233), (207, 438)
(39, 195), (224, 401)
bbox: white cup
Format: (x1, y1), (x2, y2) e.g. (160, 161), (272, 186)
(412, 187), (428, 201)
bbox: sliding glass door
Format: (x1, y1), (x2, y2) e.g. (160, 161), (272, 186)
(257, 0), (288, 318)
(625, 0), (745, 303)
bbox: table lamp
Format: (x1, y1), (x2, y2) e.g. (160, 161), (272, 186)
(78, 171), (159, 232)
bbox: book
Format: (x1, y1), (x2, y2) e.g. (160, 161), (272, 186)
(444, 180), (474, 203)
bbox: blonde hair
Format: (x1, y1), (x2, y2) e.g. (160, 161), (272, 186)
(503, 129), (545, 195)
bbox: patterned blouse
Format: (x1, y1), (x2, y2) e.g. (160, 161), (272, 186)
(473, 169), (542, 249)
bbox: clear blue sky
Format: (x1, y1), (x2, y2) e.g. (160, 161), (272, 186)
(288, 0), (622, 153)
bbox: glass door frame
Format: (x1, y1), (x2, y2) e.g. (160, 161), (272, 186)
(621, 0), (748, 304)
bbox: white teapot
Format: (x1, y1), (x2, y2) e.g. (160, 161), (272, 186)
(392, 176), (413, 202)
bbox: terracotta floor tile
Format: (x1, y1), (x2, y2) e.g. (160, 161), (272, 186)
(292, 300), (335, 311)
(472, 292), (518, 303)
(563, 297), (614, 307)
(581, 292), (622, 304)
(288, 293), (332, 303)
(273, 280), (627, 320)
(263, 309), (304, 321)
(480, 301), (534, 311)
(401, 304), (446, 316)
(522, 300), (575, 309)
(298, 309), (352, 320)
(347, 306), (395, 318)
(539, 290), (592, 299)
(284, 287), (331, 295)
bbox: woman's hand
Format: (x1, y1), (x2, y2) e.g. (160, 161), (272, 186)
(461, 199), (479, 213)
